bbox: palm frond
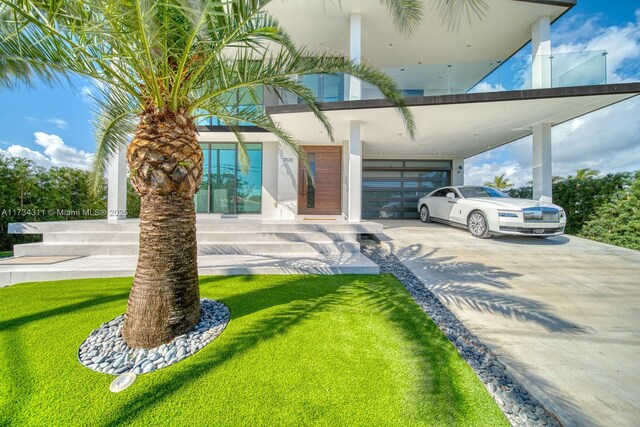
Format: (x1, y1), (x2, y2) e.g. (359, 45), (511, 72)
(89, 84), (139, 194)
(381, 0), (424, 37)
(433, 0), (488, 32)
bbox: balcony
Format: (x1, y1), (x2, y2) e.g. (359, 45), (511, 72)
(197, 50), (609, 128)
(281, 50), (608, 103)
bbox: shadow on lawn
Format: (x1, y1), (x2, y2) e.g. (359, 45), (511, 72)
(0, 290), (129, 426)
(99, 275), (477, 426)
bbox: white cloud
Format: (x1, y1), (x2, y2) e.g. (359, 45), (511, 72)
(466, 11), (640, 188)
(0, 132), (94, 170)
(80, 86), (93, 102)
(469, 82), (506, 93)
(46, 118), (68, 129)
(0, 144), (52, 168)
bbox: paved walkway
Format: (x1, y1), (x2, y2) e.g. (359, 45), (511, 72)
(378, 220), (640, 427)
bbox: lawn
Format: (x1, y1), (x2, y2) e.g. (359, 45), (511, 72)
(0, 251), (12, 258)
(0, 275), (507, 426)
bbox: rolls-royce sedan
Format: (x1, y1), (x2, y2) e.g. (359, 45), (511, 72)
(417, 186), (566, 238)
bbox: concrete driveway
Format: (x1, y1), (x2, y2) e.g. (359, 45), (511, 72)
(378, 220), (640, 427)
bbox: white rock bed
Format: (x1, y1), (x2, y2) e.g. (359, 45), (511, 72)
(78, 298), (229, 375)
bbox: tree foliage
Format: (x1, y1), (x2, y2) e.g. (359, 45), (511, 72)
(579, 172), (640, 251)
(484, 173), (513, 190)
(0, 154), (139, 251)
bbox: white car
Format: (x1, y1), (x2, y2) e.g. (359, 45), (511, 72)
(417, 186), (566, 238)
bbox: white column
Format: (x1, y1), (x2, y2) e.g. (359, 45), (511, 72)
(107, 145), (128, 222)
(346, 121), (362, 222)
(276, 142), (298, 220)
(348, 13), (362, 101)
(452, 158), (465, 186)
(532, 123), (552, 201)
(532, 16), (552, 89)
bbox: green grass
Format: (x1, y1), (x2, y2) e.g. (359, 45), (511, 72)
(0, 275), (507, 426)
(0, 251), (12, 258)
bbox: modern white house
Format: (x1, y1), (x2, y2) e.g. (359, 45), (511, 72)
(102, 0), (640, 223)
(4, 0), (640, 284)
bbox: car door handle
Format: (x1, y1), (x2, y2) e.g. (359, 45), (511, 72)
(448, 201), (457, 204)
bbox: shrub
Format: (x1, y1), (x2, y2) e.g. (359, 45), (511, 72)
(579, 172), (640, 251)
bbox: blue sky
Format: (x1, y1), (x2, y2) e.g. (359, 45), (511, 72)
(1, 0), (639, 186)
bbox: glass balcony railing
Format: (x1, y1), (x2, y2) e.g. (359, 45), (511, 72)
(277, 50), (608, 105)
(197, 50), (609, 128)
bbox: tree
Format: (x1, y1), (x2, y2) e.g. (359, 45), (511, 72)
(484, 173), (513, 190)
(579, 172), (640, 251)
(571, 168), (600, 180)
(1, 0), (485, 348)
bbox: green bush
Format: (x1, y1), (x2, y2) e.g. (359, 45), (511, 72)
(579, 173), (640, 251)
(553, 173), (632, 235)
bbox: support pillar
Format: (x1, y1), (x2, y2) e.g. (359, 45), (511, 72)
(532, 123), (552, 201)
(347, 13), (362, 101)
(452, 158), (465, 186)
(532, 16), (552, 89)
(107, 145), (128, 222)
(346, 121), (362, 222)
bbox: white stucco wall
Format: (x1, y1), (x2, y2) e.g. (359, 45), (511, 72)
(275, 142), (299, 219)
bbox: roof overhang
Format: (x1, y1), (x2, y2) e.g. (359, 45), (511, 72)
(266, 83), (640, 159)
(264, 0), (574, 68)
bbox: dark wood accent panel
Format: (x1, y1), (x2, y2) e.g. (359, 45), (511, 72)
(298, 146), (342, 215)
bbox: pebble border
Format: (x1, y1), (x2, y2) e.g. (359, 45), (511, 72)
(361, 240), (562, 427)
(78, 298), (229, 376)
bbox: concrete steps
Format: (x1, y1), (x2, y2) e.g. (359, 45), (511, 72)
(43, 230), (359, 243)
(8, 219), (381, 273)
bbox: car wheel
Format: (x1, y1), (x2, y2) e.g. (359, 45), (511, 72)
(468, 211), (491, 238)
(419, 205), (431, 223)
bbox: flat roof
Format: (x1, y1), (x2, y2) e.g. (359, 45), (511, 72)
(266, 83), (640, 159)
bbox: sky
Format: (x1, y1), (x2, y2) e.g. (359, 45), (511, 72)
(0, 1), (639, 187)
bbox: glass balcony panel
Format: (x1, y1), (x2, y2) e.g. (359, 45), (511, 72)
(549, 51), (607, 87)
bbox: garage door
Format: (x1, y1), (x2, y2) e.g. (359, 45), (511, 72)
(362, 159), (451, 219)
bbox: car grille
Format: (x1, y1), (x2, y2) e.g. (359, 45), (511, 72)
(522, 207), (560, 222)
(500, 226), (565, 234)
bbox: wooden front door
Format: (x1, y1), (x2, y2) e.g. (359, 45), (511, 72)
(298, 146), (342, 215)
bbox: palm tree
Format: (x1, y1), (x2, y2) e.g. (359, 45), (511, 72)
(484, 174), (513, 190)
(573, 168), (600, 180)
(0, 0), (485, 348)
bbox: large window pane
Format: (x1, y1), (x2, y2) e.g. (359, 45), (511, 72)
(237, 144), (263, 213)
(211, 144), (236, 214)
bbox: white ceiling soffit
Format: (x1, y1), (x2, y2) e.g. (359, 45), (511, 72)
(268, 92), (638, 159)
(264, 0), (571, 68)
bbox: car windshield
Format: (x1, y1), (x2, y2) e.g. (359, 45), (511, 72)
(459, 187), (510, 198)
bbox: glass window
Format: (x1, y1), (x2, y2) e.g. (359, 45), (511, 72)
(306, 154), (316, 208)
(236, 144), (263, 213)
(196, 143), (262, 214)
(404, 160), (451, 168)
(322, 74), (344, 102)
(458, 186), (510, 198)
(363, 170), (402, 178)
(362, 160), (403, 168)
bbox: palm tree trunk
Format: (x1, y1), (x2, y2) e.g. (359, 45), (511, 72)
(121, 108), (203, 348)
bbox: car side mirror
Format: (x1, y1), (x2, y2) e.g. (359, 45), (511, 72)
(446, 192), (456, 199)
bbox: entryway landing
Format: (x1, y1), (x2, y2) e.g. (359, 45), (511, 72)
(2, 218), (382, 287)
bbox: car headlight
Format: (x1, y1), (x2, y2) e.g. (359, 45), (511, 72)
(498, 211), (519, 218)
(559, 210), (566, 219)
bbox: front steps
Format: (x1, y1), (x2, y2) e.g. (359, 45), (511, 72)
(11, 219), (381, 257)
(3, 219), (382, 285)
